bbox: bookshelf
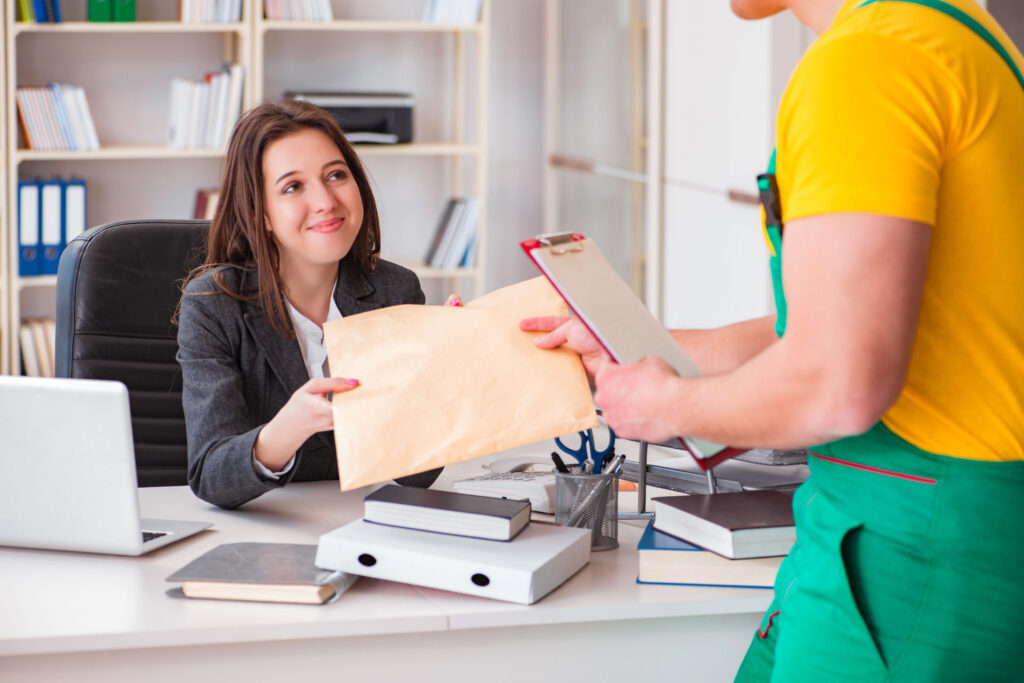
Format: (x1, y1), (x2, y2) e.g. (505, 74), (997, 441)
(3, 0), (489, 374)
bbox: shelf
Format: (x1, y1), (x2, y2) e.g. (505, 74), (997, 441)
(397, 262), (480, 279)
(12, 21), (246, 35)
(259, 20), (482, 34)
(17, 276), (59, 290)
(13, 147), (227, 162)
(353, 143), (480, 156)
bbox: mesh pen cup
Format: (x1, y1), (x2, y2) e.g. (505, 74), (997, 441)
(554, 468), (619, 551)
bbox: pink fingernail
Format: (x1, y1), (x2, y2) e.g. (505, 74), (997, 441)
(346, 378), (359, 386)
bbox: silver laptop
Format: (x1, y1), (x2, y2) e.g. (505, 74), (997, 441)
(0, 376), (211, 555)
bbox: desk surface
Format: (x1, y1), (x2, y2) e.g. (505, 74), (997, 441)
(0, 444), (774, 680)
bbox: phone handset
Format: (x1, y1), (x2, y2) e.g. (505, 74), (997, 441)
(485, 454), (554, 474)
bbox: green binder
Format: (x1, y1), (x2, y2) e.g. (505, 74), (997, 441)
(88, 0), (112, 21)
(112, 0), (135, 22)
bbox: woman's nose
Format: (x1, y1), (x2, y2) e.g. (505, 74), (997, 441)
(309, 181), (337, 212)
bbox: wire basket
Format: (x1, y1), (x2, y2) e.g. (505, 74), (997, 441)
(554, 467), (618, 551)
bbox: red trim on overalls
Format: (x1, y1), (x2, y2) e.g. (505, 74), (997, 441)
(810, 452), (937, 484)
(759, 610), (781, 639)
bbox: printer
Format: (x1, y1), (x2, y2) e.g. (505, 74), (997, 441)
(287, 91), (414, 144)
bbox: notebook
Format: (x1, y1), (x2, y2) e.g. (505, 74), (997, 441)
(0, 376), (211, 555)
(521, 233), (748, 470)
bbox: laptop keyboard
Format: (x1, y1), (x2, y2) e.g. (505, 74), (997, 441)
(141, 530), (168, 543)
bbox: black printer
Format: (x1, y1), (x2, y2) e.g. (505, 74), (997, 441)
(286, 91), (414, 144)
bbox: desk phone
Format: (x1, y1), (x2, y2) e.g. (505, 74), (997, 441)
(452, 455), (556, 513)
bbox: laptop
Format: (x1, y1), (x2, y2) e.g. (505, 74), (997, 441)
(0, 376), (211, 555)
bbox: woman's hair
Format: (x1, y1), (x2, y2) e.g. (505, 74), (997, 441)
(187, 99), (381, 338)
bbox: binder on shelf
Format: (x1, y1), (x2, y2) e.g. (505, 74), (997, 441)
(40, 181), (64, 276)
(88, 0), (112, 21)
(521, 233), (747, 470)
(17, 0), (34, 22)
(424, 197), (458, 266)
(31, 0), (50, 23)
(18, 181), (41, 277)
(112, 0), (135, 21)
(19, 325), (41, 377)
(63, 180), (88, 247)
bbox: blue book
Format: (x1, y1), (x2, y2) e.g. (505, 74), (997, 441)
(17, 181), (42, 276)
(31, 0), (48, 22)
(39, 180), (65, 275)
(636, 520), (780, 588)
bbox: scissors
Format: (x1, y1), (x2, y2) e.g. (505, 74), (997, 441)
(555, 418), (616, 474)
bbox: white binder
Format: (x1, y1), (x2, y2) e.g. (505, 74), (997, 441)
(315, 519), (590, 605)
(521, 232), (746, 470)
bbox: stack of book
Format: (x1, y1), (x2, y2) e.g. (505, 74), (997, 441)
(179, 0), (242, 23)
(264, 0), (334, 21)
(16, 85), (100, 152)
(640, 490), (796, 588)
(315, 485), (591, 604)
(424, 197), (479, 270)
(193, 188), (220, 220)
(19, 318), (57, 378)
(168, 64), (245, 150)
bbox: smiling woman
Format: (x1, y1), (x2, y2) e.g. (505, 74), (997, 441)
(176, 100), (441, 510)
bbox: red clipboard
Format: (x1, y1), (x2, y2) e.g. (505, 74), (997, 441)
(521, 232), (746, 470)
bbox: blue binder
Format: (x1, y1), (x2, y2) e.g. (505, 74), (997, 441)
(39, 180), (64, 275)
(63, 179), (88, 247)
(17, 181), (41, 276)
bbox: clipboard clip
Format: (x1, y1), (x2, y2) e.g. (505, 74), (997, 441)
(537, 232), (584, 255)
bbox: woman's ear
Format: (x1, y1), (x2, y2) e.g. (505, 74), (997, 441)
(264, 215), (273, 233)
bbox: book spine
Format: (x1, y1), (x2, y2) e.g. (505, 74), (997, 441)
(112, 0), (135, 21)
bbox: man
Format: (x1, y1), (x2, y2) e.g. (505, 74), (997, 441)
(523, 0), (1024, 679)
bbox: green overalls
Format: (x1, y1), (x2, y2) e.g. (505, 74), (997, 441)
(735, 2), (1024, 680)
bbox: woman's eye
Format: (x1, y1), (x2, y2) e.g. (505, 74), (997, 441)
(282, 182), (300, 193)
(328, 170), (348, 182)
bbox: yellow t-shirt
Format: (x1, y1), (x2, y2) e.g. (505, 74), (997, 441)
(776, 0), (1024, 461)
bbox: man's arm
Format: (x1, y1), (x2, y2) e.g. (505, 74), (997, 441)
(594, 212), (932, 448)
(670, 316), (778, 376)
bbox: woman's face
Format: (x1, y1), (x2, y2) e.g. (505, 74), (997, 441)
(262, 128), (364, 278)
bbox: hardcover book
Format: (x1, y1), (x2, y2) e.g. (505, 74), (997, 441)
(637, 521), (780, 587)
(652, 490), (796, 559)
(316, 519), (590, 605)
(166, 542), (358, 604)
(363, 484), (531, 541)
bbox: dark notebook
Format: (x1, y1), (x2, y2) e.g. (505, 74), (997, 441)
(652, 490), (796, 559)
(636, 520), (780, 587)
(166, 542), (358, 604)
(363, 484), (531, 541)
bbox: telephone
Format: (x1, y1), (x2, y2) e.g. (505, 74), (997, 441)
(485, 454), (554, 474)
(453, 454), (557, 514)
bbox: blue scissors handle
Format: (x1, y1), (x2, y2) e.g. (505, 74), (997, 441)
(555, 427), (616, 473)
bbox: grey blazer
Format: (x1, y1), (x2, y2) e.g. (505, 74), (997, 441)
(177, 256), (433, 509)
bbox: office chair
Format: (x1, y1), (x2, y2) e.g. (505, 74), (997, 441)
(55, 220), (209, 487)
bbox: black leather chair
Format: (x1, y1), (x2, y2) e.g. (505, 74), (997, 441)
(55, 220), (209, 487)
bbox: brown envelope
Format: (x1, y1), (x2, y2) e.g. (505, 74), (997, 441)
(323, 276), (598, 490)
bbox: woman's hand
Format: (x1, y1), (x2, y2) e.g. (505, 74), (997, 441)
(519, 315), (611, 379)
(254, 377), (360, 471)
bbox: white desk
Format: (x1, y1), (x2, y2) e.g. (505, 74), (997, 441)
(0, 448), (772, 682)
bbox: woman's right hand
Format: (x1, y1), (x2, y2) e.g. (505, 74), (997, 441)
(519, 315), (611, 379)
(254, 377), (360, 471)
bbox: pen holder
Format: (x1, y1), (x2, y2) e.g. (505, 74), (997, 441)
(554, 467), (619, 551)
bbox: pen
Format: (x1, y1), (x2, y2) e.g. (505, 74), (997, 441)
(551, 452), (570, 474)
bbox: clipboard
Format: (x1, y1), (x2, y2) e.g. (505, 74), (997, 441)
(521, 232), (747, 471)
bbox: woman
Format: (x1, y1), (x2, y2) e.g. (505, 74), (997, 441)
(178, 100), (444, 509)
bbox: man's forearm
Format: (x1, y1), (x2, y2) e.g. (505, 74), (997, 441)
(670, 315), (777, 375)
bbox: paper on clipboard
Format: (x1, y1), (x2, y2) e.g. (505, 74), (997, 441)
(521, 232), (746, 470)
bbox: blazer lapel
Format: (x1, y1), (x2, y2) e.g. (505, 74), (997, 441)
(333, 256), (378, 316)
(240, 270), (308, 399)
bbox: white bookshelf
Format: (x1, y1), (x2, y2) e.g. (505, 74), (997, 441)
(2, 0), (489, 374)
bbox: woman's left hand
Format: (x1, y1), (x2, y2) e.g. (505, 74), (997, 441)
(593, 356), (683, 443)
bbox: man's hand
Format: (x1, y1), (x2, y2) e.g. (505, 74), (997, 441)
(593, 357), (683, 443)
(519, 315), (611, 378)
